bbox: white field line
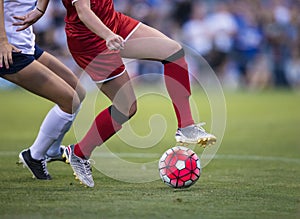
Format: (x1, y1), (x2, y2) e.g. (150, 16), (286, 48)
(2, 151), (300, 164)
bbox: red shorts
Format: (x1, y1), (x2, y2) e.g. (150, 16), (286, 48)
(68, 14), (140, 83)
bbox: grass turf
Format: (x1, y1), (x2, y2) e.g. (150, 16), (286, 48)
(0, 88), (299, 219)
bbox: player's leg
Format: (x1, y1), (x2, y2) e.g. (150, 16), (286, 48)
(37, 51), (86, 101)
(36, 51), (86, 162)
(121, 23), (194, 127)
(3, 61), (80, 113)
(121, 23), (181, 60)
(73, 71), (136, 158)
(3, 60), (80, 179)
(64, 71), (136, 187)
(121, 23), (216, 146)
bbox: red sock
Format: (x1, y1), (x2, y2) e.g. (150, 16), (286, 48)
(74, 107), (122, 158)
(164, 56), (194, 128)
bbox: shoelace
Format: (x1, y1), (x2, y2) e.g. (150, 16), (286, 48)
(87, 159), (96, 173)
(80, 159), (93, 175)
(89, 159), (96, 166)
(194, 122), (206, 132)
(41, 159), (49, 176)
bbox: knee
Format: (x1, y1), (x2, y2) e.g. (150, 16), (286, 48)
(72, 93), (81, 113)
(117, 98), (137, 119)
(172, 41), (183, 53)
(113, 91), (137, 118)
(69, 81), (86, 112)
(61, 89), (81, 114)
(164, 41), (183, 60)
(109, 98), (137, 125)
(75, 83), (86, 103)
(161, 46), (185, 64)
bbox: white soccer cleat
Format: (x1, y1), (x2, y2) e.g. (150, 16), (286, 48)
(175, 123), (216, 148)
(64, 145), (94, 188)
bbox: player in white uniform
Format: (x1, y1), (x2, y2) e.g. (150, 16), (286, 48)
(0, 0), (85, 180)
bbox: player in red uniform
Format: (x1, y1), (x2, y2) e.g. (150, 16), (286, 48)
(16, 0), (217, 187)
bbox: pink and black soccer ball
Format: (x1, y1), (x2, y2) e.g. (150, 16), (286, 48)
(158, 146), (201, 188)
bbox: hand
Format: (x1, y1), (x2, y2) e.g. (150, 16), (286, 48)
(105, 34), (125, 51)
(13, 9), (44, 31)
(0, 40), (21, 69)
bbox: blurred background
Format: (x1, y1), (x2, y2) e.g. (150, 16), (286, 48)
(1, 0), (300, 90)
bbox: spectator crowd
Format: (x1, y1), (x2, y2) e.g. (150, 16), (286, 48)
(2, 0), (300, 90)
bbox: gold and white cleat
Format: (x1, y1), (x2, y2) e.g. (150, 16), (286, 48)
(175, 123), (217, 148)
(64, 145), (94, 187)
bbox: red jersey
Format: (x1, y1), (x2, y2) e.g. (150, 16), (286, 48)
(61, 0), (139, 82)
(62, 0), (138, 55)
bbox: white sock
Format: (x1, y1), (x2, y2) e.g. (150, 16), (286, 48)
(30, 105), (76, 160)
(46, 105), (80, 157)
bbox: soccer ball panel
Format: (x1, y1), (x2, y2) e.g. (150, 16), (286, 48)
(162, 175), (171, 183)
(181, 172), (192, 182)
(175, 160), (186, 170)
(169, 156), (178, 166)
(191, 173), (199, 181)
(194, 167), (200, 176)
(184, 180), (193, 187)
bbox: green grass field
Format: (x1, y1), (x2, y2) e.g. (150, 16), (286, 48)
(0, 87), (299, 219)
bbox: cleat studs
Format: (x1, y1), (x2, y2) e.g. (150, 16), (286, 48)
(16, 160), (23, 165)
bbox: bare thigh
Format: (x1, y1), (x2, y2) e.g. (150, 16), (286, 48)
(2, 60), (79, 114)
(121, 23), (182, 60)
(37, 52), (86, 102)
(97, 71), (137, 117)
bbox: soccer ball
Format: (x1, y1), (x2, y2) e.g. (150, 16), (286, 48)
(158, 146), (201, 188)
